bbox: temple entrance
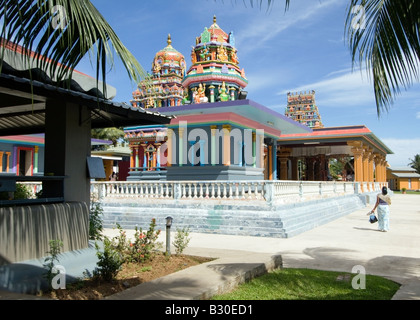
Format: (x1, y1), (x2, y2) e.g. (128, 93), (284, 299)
(145, 144), (157, 170)
(17, 147), (33, 176)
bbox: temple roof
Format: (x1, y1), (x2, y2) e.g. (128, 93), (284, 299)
(206, 16), (229, 43)
(154, 34), (185, 63)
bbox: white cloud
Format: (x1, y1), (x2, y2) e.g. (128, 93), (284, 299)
(417, 112), (420, 119)
(279, 68), (376, 109)
(235, 0), (341, 54)
(382, 138), (420, 167)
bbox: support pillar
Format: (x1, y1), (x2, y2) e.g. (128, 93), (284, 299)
(209, 85), (215, 103)
(222, 125), (231, 166)
(362, 147), (370, 190)
(348, 141), (364, 192)
(199, 140), (205, 166)
(167, 129), (173, 167)
(307, 157), (315, 181)
(368, 151), (374, 190)
(179, 125), (186, 167)
(291, 158), (299, 180)
(257, 130), (264, 169)
(44, 100), (91, 204)
(156, 143), (161, 170)
(33, 146), (39, 174)
(278, 146), (291, 180)
(130, 146), (135, 171)
(188, 140), (196, 166)
(211, 125), (217, 166)
(272, 140), (277, 180)
(5, 152), (10, 173)
(0, 151), (3, 172)
(135, 145), (140, 170)
(252, 132), (256, 168)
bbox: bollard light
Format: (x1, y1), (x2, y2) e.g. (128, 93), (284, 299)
(165, 216), (173, 256)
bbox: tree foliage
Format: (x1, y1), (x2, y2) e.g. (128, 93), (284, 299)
(91, 127), (125, 146)
(409, 154), (420, 174)
(0, 0), (147, 96)
(345, 0), (420, 116)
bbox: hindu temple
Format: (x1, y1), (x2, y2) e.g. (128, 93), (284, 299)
(285, 90), (324, 129)
(182, 15), (248, 103)
(131, 34), (187, 109)
(122, 16), (392, 189)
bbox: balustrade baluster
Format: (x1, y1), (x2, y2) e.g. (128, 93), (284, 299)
(193, 183), (197, 199)
(221, 183), (226, 199)
(247, 183), (252, 199)
(182, 183), (186, 199)
(145, 183), (150, 198)
(189, 183), (193, 199)
(166, 183), (171, 198)
(228, 183), (233, 199)
(205, 183), (210, 199)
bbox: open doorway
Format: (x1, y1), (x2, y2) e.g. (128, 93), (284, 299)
(17, 147), (33, 176)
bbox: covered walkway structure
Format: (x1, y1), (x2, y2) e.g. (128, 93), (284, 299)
(277, 125), (393, 193)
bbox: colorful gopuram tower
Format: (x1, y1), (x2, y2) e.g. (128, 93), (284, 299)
(131, 34), (187, 109)
(285, 90), (324, 129)
(182, 16), (248, 104)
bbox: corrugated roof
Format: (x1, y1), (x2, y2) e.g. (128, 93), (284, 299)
(390, 172), (420, 178)
(0, 72), (172, 135)
(0, 40), (173, 136)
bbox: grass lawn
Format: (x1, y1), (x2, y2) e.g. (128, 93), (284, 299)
(211, 268), (400, 300)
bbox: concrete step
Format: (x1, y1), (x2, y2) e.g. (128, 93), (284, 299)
(99, 195), (367, 239)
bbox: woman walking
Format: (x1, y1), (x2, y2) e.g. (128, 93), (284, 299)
(369, 186), (392, 232)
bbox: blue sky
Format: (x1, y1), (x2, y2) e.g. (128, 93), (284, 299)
(78, 0), (420, 168)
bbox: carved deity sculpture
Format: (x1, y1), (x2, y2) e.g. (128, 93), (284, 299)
(217, 45), (228, 62)
(194, 83), (208, 104)
(230, 50), (238, 64)
(218, 82), (229, 101)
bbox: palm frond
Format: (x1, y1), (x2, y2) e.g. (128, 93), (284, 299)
(0, 0), (147, 98)
(243, 0), (290, 11)
(345, 0), (420, 116)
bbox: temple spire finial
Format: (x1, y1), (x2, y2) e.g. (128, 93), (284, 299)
(167, 34), (172, 46)
(213, 15), (217, 24)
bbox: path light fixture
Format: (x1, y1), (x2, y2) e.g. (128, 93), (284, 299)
(165, 216), (173, 256)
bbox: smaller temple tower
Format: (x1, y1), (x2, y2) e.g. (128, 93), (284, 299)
(285, 90), (324, 129)
(131, 35), (187, 109)
(182, 16), (248, 104)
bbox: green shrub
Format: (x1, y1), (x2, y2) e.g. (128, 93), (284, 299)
(173, 227), (191, 255)
(127, 218), (162, 263)
(43, 239), (64, 288)
(0, 183), (33, 200)
(89, 200), (104, 240)
(14, 183), (33, 199)
(93, 237), (123, 282)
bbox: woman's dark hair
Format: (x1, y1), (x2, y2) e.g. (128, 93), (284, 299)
(382, 186), (388, 195)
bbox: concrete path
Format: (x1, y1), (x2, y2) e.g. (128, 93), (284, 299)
(104, 193), (420, 300)
(1, 193), (418, 301)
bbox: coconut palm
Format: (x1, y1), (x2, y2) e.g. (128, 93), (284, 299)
(0, 0), (147, 97)
(345, 0), (420, 116)
(408, 154), (420, 174)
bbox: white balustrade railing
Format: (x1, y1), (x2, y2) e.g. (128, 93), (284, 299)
(18, 180), (387, 204)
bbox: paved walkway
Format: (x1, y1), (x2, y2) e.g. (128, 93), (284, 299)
(1, 193), (419, 300)
(103, 193), (420, 300)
